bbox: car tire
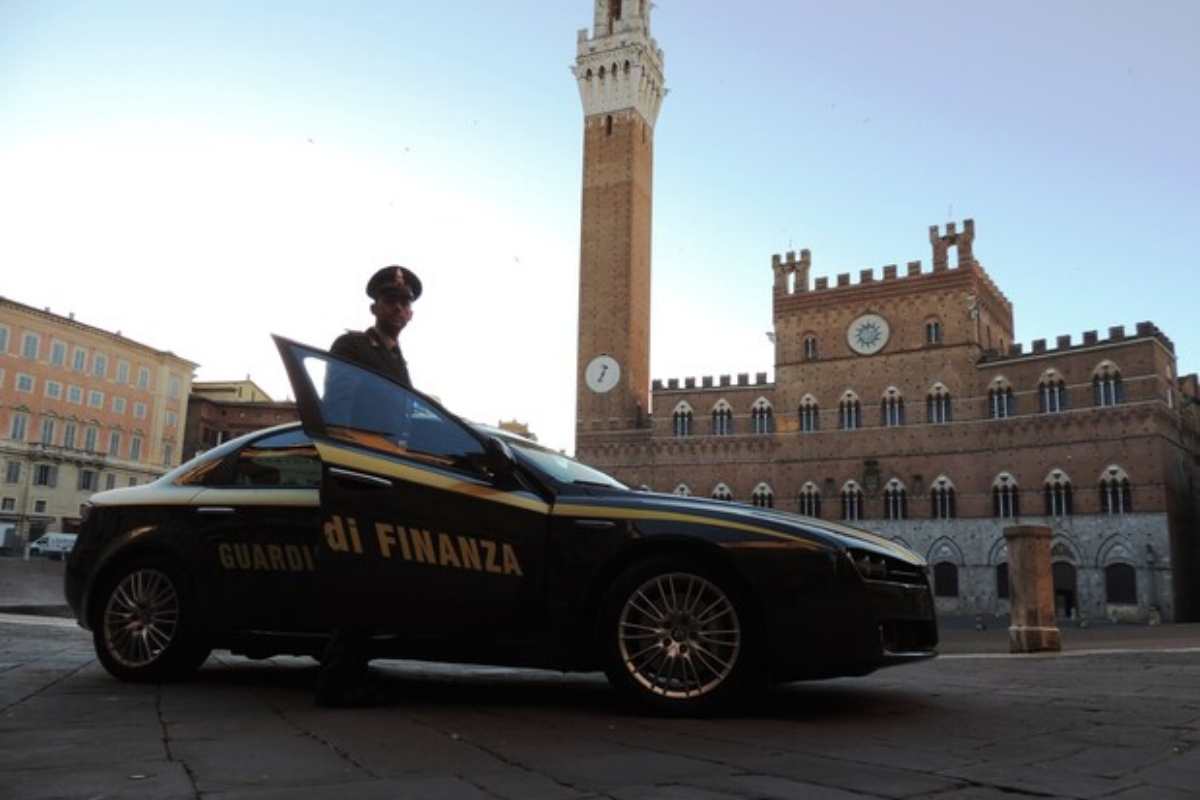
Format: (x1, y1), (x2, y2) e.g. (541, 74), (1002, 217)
(91, 557), (211, 683)
(599, 556), (762, 715)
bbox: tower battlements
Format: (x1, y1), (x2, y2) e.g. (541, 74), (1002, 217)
(572, 1), (665, 126)
(991, 321), (1175, 360)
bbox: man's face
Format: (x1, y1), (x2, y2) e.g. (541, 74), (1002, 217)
(371, 291), (413, 335)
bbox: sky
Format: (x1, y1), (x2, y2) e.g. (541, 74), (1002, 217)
(2, 1), (1197, 455)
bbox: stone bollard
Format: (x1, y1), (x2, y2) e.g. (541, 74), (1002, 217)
(1004, 525), (1062, 653)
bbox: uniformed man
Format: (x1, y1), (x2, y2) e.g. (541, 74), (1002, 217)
(315, 264), (422, 708)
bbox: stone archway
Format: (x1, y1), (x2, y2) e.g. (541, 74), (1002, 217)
(1052, 561), (1078, 619)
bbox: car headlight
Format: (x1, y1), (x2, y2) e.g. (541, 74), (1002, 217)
(849, 549), (889, 581)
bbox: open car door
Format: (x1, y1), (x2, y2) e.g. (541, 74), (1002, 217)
(273, 335), (551, 651)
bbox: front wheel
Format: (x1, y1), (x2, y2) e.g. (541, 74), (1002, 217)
(599, 557), (761, 714)
(92, 558), (210, 682)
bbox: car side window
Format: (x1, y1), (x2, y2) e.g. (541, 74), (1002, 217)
(304, 352), (485, 472)
(233, 429), (321, 488)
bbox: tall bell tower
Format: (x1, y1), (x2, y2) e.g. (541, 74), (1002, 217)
(573, 0), (665, 444)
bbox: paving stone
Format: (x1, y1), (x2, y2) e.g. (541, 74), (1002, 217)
(207, 776), (497, 799)
(0, 760), (195, 800)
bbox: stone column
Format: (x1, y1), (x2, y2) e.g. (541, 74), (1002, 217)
(1004, 525), (1062, 653)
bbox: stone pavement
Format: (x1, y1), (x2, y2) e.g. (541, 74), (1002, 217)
(1, 615), (1199, 800)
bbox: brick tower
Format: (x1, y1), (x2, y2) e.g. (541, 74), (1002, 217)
(573, 0), (665, 443)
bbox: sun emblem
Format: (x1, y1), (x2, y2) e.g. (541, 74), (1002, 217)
(847, 313), (890, 355)
(855, 321), (882, 348)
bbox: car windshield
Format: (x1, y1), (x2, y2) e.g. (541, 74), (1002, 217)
(503, 438), (627, 490)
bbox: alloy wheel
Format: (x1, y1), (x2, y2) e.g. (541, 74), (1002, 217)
(103, 568), (180, 669)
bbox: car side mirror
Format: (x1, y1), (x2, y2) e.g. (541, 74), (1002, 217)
(484, 436), (517, 483)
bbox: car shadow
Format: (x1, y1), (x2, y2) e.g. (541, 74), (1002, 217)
(189, 656), (935, 722)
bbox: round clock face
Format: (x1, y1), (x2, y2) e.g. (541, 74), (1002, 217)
(847, 313), (891, 355)
(585, 355), (621, 393)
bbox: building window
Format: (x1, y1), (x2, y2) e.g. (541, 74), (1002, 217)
(1105, 563), (1137, 605)
(130, 436), (142, 462)
(996, 563), (1009, 599)
(117, 360), (130, 384)
(72, 348), (87, 372)
(1039, 372), (1067, 413)
(108, 431), (122, 457)
(0, 497), (14, 511)
(930, 477), (956, 519)
(112, 396), (126, 415)
(105, 473), (117, 490)
(67, 385), (82, 405)
(10, 412), (28, 441)
(39, 417), (55, 445)
(881, 388), (905, 427)
(798, 396), (819, 432)
(45, 380), (62, 400)
(925, 319), (942, 344)
(168, 375), (182, 399)
(50, 340), (66, 366)
(137, 366), (150, 389)
(803, 334), (818, 361)
(0, 325), (7, 353)
(33, 499), (46, 514)
(128, 477), (139, 487)
(16, 373), (34, 393)
(672, 402), (693, 437)
(711, 401), (733, 436)
(672, 484), (691, 496)
(883, 479), (907, 520)
(993, 473), (1020, 518)
(1044, 470), (1073, 517)
(989, 381), (1014, 418)
(133, 402), (147, 419)
(1094, 363), (1124, 407)
(63, 422), (76, 450)
(750, 399), (774, 434)
(927, 383), (953, 423)
(162, 442), (174, 465)
(711, 483), (733, 502)
(22, 332), (40, 360)
(751, 483), (774, 508)
(798, 482), (821, 517)
(78, 469), (97, 491)
(93, 353), (108, 378)
(1099, 466), (1132, 514)
(88, 390), (104, 409)
(33, 464), (57, 487)
(5, 462), (21, 483)
(841, 481), (864, 521)
(839, 393), (861, 431)
(933, 562), (959, 597)
(84, 426), (98, 452)
(166, 411), (178, 428)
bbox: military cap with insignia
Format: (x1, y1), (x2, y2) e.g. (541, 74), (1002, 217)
(366, 265), (423, 301)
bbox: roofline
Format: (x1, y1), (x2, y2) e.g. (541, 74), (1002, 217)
(0, 295), (199, 368)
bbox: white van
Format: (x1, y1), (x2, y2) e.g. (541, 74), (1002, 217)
(29, 532), (78, 560)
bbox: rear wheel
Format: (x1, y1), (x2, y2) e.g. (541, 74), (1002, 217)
(92, 558), (210, 682)
(600, 557), (761, 714)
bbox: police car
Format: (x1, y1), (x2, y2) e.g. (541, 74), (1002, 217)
(65, 337), (937, 712)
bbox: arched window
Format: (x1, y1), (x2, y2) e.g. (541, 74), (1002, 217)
(797, 481), (821, 517)
(883, 478), (907, 520)
(1099, 465), (1132, 514)
(1044, 470), (1073, 517)
(988, 377), (1014, 419)
(992, 472), (1020, 519)
(933, 562), (959, 597)
(838, 391), (861, 431)
(751, 482), (774, 508)
(750, 398), (774, 434)
(803, 334), (818, 361)
(996, 562), (1009, 599)
(711, 483), (733, 502)
(671, 401), (693, 437)
(1039, 369), (1067, 413)
(1093, 362), (1124, 407)
(1105, 563), (1137, 604)
(925, 318), (942, 345)
(881, 387), (905, 427)
(841, 480), (864, 521)
(672, 483), (691, 497)
(927, 382), (953, 424)
(711, 400), (733, 436)
(798, 394), (819, 433)
(930, 475), (956, 519)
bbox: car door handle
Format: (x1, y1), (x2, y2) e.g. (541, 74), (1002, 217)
(196, 507), (236, 514)
(329, 467), (393, 489)
(574, 519), (616, 529)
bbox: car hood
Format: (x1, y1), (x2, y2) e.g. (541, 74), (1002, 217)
(621, 491), (927, 566)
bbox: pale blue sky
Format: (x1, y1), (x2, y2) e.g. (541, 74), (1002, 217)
(2, 1), (1197, 453)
